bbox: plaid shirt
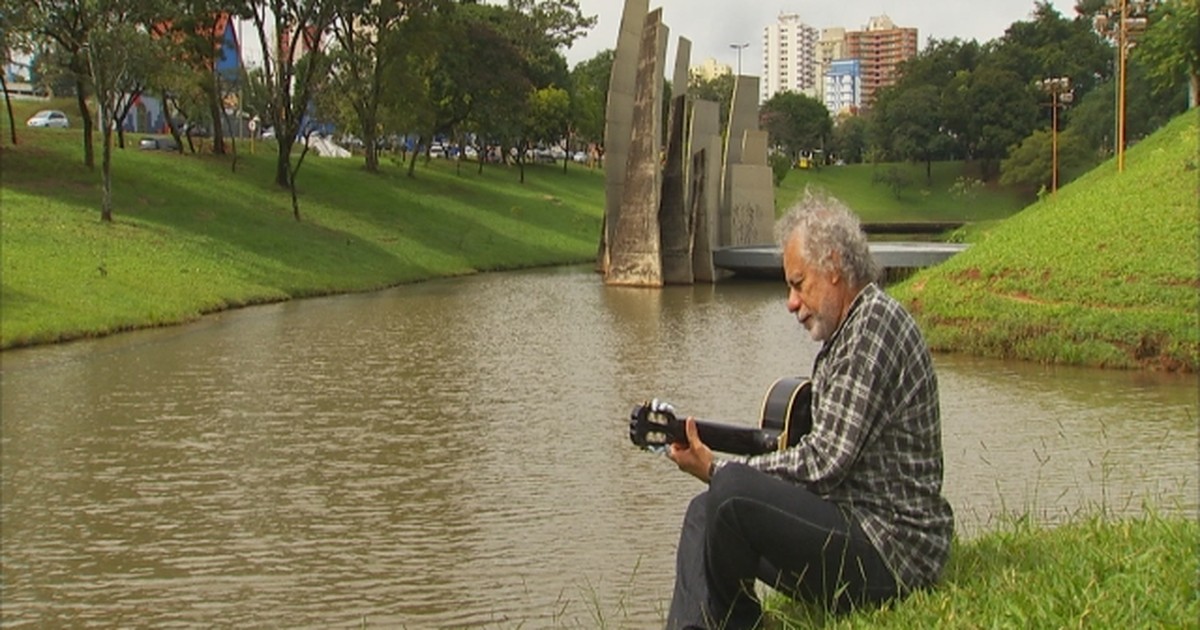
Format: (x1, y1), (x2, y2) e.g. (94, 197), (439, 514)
(724, 283), (954, 590)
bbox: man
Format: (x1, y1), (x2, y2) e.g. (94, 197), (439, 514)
(665, 196), (954, 629)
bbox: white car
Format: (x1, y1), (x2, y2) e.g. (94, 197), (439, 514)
(26, 109), (70, 128)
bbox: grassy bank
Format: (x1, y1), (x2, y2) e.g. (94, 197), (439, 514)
(767, 512), (1198, 628)
(0, 99), (605, 348)
(889, 111), (1200, 371)
(776, 159), (1030, 224)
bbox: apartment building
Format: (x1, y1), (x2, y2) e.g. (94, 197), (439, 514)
(691, 57), (733, 83)
(760, 13), (820, 103)
(844, 14), (918, 109)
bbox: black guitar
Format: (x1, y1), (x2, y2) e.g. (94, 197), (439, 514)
(628, 377), (813, 456)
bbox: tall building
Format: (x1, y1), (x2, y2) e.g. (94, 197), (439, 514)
(823, 59), (862, 115)
(844, 14), (917, 109)
(760, 13), (820, 103)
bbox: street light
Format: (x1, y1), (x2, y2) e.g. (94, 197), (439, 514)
(1094, 0), (1150, 173)
(1039, 77), (1074, 196)
(730, 42), (749, 76)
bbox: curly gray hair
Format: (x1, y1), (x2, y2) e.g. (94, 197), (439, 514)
(774, 189), (879, 288)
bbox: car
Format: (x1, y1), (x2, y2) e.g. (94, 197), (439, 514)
(26, 109), (69, 128)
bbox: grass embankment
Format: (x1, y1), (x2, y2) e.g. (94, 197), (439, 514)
(890, 111), (1200, 371)
(777, 159), (1030, 224)
(0, 99), (605, 349)
(768, 512), (1198, 628)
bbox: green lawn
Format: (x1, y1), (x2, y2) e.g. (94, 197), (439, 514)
(0, 98), (605, 348)
(777, 159), (1030, 224)
(889, 111), (1199, 371)
(767, 512), (1198, 629)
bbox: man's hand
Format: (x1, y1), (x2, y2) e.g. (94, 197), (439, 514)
(667, 418), (715, 483)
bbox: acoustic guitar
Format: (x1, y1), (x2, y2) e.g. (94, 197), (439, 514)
(628, 377), (813, 456)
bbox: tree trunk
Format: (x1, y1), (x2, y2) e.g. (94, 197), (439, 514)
(363, 112), (379, 173)
(276, 137), (293, 188)
(101, 125), (114, 222)
(76, 81), (94, 169)
(2, 74), (16, 145)
(208, 77), (226, 155)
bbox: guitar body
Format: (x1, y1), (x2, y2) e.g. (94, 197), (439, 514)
(756, 376), (813, 452)
(629, 378), (813, 456)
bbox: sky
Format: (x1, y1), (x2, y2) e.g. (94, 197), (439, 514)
(560, 0), (1083, 73)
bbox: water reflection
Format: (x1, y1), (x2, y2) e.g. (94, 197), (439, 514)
(2, 266), (1195, 627)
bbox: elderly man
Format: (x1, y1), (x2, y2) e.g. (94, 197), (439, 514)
(665, 196), (954, 629)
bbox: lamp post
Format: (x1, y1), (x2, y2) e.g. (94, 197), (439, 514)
(1039, 77), (1074, 196)
(730, 42), (749, 76)
(1094, 0), (1150, 173)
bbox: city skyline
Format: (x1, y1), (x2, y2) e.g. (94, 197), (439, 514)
(562, 0), (1082, 73)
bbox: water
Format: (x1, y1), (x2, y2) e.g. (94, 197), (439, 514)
(2, 266), (1195, 627)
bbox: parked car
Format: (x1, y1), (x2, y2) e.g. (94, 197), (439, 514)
(26, 109), (69, 128)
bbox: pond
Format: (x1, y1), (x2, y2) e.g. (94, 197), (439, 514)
(2, 266), (1194, 627)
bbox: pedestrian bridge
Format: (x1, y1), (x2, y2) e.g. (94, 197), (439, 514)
(712, 242), (969, 280)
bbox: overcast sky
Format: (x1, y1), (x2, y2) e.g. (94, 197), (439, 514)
(560, 0), (1083, 73)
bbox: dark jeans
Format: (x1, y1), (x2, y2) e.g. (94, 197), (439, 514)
(666, 463), (900, 629)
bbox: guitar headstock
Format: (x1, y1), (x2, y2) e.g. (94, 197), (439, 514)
(628, 399), (686, 450)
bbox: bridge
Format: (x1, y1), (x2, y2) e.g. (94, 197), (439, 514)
(712, 242), (969, 280)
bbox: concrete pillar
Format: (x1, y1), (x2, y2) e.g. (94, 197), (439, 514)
(606, 9), (668, 287)
(689, 100), (722, 283)
(600, 0), (649, 273)
(660, 37), (693, 285)
(719, 74), (760, 247)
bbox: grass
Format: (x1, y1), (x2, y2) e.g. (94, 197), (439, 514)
(765, 511), (1199, 629)
(0, 98), (606, 348)
(776, 159), (1030, 224)
(889, 111), (1200, 371)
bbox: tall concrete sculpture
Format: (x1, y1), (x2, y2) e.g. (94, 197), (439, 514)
(719, 75), (765, 247)
(659, 37), (693, 285)
(599, 0), (648, 273)
(727, 129), (775, 246)
(689, 100), (722, 283)
(606, 9), (668, 287)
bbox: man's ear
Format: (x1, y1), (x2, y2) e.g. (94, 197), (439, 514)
(828, 251), (842, 284)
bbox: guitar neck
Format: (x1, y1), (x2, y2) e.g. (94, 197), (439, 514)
(691, 419), (780, 456)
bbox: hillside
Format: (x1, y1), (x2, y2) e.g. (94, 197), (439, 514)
(0, 99), (605, 348)
(891, 111), (1199, 371)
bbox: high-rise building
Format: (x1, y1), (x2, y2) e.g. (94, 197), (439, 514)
(823, 59), (862, 115)
(760, 13), (820, 103)
(844, 14), (918, 109)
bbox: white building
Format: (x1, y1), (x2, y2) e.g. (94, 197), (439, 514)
(760, 13), (820, 103)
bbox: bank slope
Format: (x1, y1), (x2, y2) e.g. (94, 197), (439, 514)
(0, 103), (605, 349)
(892, 111), (1199, 371)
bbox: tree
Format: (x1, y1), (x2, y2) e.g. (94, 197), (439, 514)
(82, 1), (162, 221)
(325, 0), (437, 173)
(242, 0), (339, 202)
(758, 91), (831, 161)
(829, 114), (868, 164)
(0, 0), (36, 144)
(154, 1), (253, 156)
(568, 48), (612, 151)
(1135, 0), (1200, 108)
(1000, 127), (1092, 194)
(942, 65), (1039, 179)
(873, 84), (954, 182)
(524, 84), (569, 176)
(33, 0), (98, 168)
